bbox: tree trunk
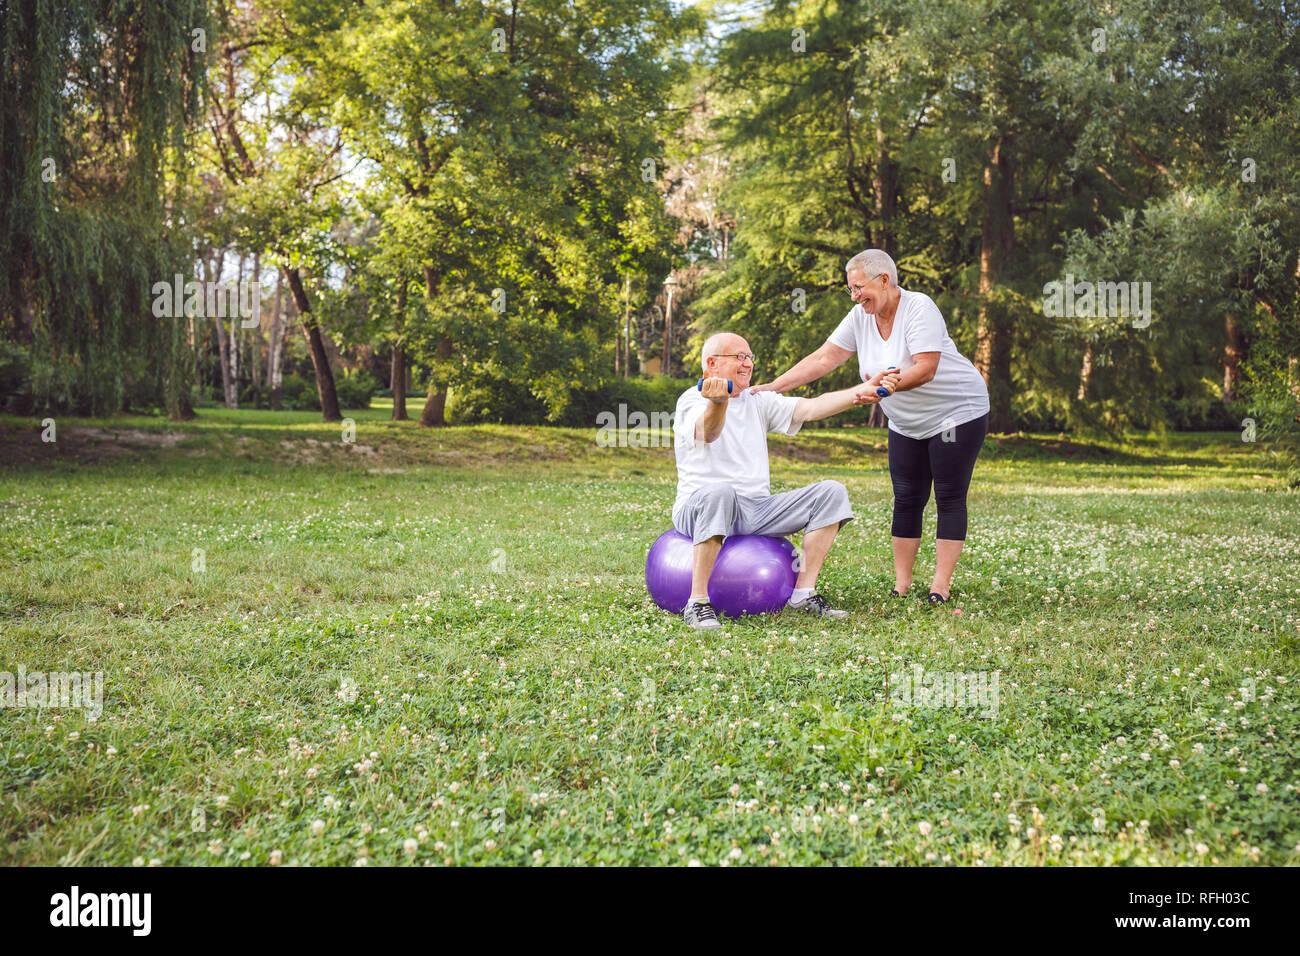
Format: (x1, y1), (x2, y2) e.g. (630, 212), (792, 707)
(214, 315), (234, 408)
(974, 132), (1015, 433)
(661, 290), (673, 377)
(268, 273), (284, 410)
(1223, 312), (1245, 403)
(1077, 340), (1094, 402)
(419, 264), (453, 427)
(391, 285), (408, 421)
(282, 265), (341, 421)
(617, 274), (629, 377)
(250, 254), (262, 392)
(872, 118), (898, 257)
(229, 256), (242, 409)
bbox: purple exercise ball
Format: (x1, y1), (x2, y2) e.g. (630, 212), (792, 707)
(645, 529), (798, 617)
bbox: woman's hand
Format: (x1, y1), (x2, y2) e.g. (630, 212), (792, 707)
(864, 368), (901, 389)
(747, 381), (784, 394)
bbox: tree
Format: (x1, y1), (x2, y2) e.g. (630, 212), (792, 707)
(287, 0), (692, 425)
(1, 0), (207, 418)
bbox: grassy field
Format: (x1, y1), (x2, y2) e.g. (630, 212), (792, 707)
(1, 405), (1297, 866)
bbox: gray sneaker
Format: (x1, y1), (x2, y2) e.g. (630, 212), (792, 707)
(683, 599), (723, 630)
(787, 592), (849, 619)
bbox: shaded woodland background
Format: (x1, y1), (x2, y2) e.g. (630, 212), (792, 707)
(2, 0), (1297, 474)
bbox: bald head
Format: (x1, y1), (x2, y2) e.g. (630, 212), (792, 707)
(701, 332), (749, 370)
(699, 331), (754, 391)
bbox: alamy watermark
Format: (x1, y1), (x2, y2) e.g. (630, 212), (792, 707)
(1043, 274), (1151, 328)
(890, 663), (999, 719)
(151, 275), (261, 328)
(595, 404), (680, 448)
(2, 667), (103, 721)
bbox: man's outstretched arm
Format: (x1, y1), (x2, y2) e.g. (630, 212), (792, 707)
(791, 374), (898, 427)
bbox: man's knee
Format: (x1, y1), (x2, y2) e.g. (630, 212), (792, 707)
(693, 482), (737, 508)
(817, 479), (850, 509)
(686, 482), (738, 529)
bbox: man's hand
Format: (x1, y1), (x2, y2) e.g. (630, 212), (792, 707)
(852, 382), (883, 405)
(700, 376), (732, 404)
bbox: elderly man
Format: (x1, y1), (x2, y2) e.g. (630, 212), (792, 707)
(671, 331), (896, 629)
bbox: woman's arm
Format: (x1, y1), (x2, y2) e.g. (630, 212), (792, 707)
(891, 352), (939, 392)
(751, 341), (854, 393)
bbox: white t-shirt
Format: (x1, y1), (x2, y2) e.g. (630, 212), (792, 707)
(827, 288), (990, 440)
(672, 387), (803, 520)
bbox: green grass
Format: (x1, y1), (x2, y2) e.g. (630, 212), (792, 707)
(1, 409), (1297, 866)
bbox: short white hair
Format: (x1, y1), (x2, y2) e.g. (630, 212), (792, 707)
(846, 249), (898, 288)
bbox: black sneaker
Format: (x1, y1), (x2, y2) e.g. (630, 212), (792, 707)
(787, 592), (849, 620)
(683, 599), (723, 630)
(927, 592), (948, 605)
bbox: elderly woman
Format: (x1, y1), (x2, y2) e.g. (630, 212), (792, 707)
(752, 250), (990, 603)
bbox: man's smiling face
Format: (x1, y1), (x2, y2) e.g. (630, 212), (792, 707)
(705, 333), (754, 391)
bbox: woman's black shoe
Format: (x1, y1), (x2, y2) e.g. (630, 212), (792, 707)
(927, 592), (948, 605)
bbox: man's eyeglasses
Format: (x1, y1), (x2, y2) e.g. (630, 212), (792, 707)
(713, 352), (756, 364)
(845, 273), (883, 296)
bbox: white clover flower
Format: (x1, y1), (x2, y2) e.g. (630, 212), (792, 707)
(270, 849), (282, 866)
(1256, 783), (1268, 795)
(310, 819), (326, 836)
(918, 821), (932, 837)
(404, 839), (418, 855)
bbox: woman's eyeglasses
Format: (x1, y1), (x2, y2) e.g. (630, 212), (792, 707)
(845, 272), (883, 296)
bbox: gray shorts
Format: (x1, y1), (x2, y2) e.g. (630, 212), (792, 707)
(672, 480), (854, 545)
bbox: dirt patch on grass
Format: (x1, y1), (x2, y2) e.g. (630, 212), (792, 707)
(0, 423), (196, 466)
(67, 427), (192, 447)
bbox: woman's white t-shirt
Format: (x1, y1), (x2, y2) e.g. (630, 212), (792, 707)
(827, 289), (989, 440)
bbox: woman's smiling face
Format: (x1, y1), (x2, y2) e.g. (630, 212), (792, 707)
(846, 267), (886, 313)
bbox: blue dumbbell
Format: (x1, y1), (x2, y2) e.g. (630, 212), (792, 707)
(876, 366), (899, 398)
(697, 378), (734, 393)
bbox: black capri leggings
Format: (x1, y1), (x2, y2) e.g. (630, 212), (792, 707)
(887, 412), (988, 540)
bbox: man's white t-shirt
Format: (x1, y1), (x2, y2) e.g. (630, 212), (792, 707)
(827, 288), (990, 440)
(671, 387), (802, 520)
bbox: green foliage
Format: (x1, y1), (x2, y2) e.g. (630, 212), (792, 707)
(263, 370), (379, 412)
(334, 370), (381, 410)
(449, 375), (695, 427)
(0, 0), (208, 417)
(0, 343), (35, 415)
(690, 0), (1300, 435)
